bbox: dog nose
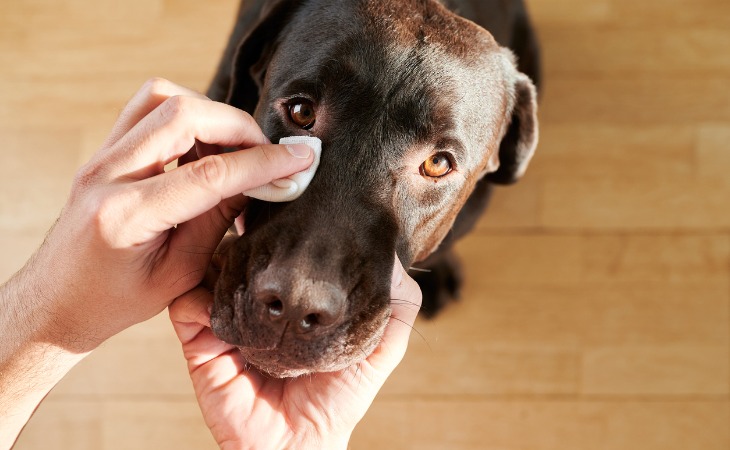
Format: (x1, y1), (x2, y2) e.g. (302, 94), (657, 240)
(252, 274), (347, 335)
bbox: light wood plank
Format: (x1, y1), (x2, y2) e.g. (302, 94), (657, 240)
(103, 401), (216, 450)
(526, 125), (696, 180)
(457, 234), (729, 285)
(52, 314), (195, 397)
(531, 0), (730, 28)
(608, 0), (730, 28)
(352, 400), (730, 450)
(697, 125), (730, 180)
(16, 399), (217, 450)
(0, 233), (43, 281)
(582, 346), (729, 395)
(539, 176), (730, 229)
(381, 285), (728, 396)
(529, 0), (612, 25)
(540, 78), (730, 126)
(541, 28), (730, 77)
(13, 401), (104, 450)
(0, 129), (79, 234)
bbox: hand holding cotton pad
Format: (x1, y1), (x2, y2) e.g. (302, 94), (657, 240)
(243, 136), (322, 202)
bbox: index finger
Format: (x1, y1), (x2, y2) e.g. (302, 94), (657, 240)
(105, 96), (269, 181)
(101, 78), (210, 151)
(128, 142), (314, 235)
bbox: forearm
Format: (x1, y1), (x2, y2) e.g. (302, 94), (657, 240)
(0, 267), (88, 449)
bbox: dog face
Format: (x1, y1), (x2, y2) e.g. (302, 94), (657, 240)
(210, 0), (538, 377)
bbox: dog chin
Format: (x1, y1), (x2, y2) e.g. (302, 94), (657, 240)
(235, 347), (350, 378)
(235, 313), (390, 379)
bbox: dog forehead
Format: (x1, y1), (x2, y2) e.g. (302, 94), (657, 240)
(270, 0), (511, 169)
(359, 0), (499, 57)
(359, 0), (511, 146)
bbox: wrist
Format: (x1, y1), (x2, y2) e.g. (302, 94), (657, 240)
(0, 267), (90, 448)
(17, 230), (110, 352)
(0, 258), (93, 368)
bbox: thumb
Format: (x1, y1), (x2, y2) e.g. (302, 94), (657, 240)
(365, 255), (423, 379)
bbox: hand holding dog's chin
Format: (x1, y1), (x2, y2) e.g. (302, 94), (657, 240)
(168, 257), (422, 450)
(0, 78), (314, 448)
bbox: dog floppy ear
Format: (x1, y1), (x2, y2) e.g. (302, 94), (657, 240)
(177, 1), (296, 167)
(207, 0), (298, 111)
(485, 71), (539, 185)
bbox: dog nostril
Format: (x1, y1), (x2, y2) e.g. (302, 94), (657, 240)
(299, 313), (319, 332)
(267, 299), (284, 319)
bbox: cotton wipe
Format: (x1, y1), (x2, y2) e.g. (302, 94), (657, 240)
(243, 136), (322, 202)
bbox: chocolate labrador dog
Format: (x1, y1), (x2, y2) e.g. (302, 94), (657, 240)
(203, 0), (540, 377)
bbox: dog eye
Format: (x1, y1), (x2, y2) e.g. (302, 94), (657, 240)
(420, 152), (453, 178)
(288, 101), (316, 130)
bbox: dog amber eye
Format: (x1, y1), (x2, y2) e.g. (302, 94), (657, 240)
(288, 101), (316, 129)
(421, 153), (453, 178)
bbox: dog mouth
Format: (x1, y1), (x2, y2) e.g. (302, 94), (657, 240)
(210, 227), (396, 378)
(211, 282), (392, 378)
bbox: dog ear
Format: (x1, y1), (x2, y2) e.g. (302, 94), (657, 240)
(180, 1), (295, 167)
(222, 0), (298, 113)
(485, 71), (539, 185)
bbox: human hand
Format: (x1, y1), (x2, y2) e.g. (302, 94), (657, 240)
(0, 78), (316, 448)
(8, 78), (314, 352)
(168, 254), (422, 450)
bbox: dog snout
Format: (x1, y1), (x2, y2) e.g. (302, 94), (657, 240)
(251, 265), (347, 336)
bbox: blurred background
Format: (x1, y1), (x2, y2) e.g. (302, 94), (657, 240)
(1, 0), (728, 448)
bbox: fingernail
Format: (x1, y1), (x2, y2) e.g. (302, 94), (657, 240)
(272, 178), (295, 189)
(286, 143), (312, 159)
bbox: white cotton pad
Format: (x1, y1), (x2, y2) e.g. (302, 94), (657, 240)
(243, 136), (322, 202)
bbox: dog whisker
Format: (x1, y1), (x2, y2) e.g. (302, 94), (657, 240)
(334, 360), (359, 397)
(390, 297), (421, 306)
(408, 267), (432, 273)
(390, 302), (421, 313)
(389, 315), (431, 351)
(351, 346), (369, 391)
(354, 360), (364, 391)
(390, 297), (422, 309)
(346, 362), (361, 393)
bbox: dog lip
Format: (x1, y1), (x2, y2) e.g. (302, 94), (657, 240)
(237, 343), (280, 351)
(236, 319), (290, 351)
(236, 305), (390, 378)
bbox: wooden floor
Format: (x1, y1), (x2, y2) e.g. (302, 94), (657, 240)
(2, 0), (729, 449)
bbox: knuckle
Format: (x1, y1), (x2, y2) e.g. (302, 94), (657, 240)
(89, 193), (121, 245)
(158, 95), (194, 126)
(72, 161), (102, 193)
(189, 155), (227, 191)
(258, 144), (276, 163)
(89, 189), (142, 248)
(141, 77), (172, 97)
(214, 199), (243, 227)
(248, 148), (272, 178)
(239, 109), (258, 128)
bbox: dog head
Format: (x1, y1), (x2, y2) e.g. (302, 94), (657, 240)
(211, 0), (538, 377)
